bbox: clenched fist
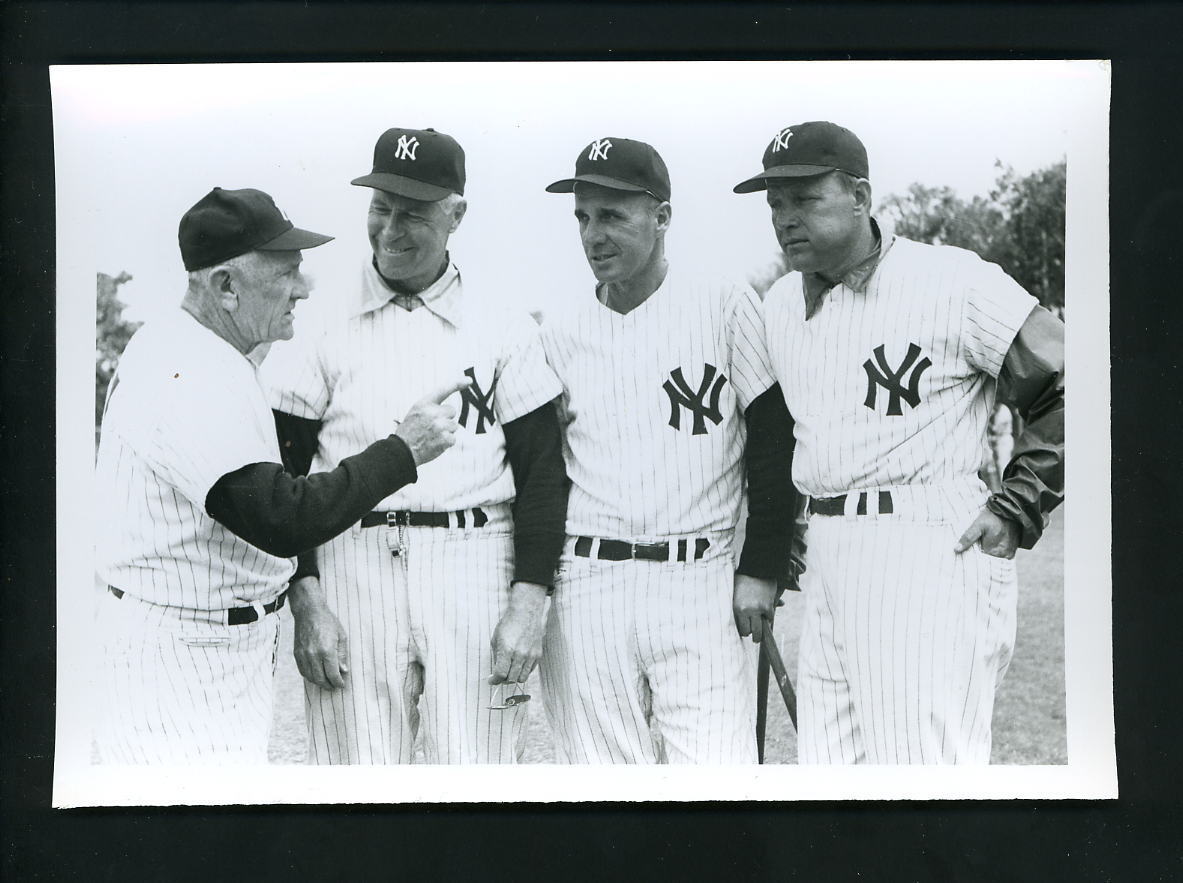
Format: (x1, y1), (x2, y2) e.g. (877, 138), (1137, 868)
(733, 573), (778, 643)
(395, 377), (471, 466)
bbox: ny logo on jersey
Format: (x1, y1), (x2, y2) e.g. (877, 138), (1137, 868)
(588, 139), (613, 161)
(771, 127), (794, 152)
(458, 366), (498, 434)
(395, 135), (420, 161)
(663, 364), (727, 435)
(862, 342), (932, 416)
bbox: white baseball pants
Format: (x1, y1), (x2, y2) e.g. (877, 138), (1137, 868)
(97, 589), (280, 765)
(306, 515), (526, 764)
(797, 485), (1018, 764)
(542, 540), (756, 764)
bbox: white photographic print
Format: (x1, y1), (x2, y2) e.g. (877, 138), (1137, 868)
(52, 59), (1111, 805)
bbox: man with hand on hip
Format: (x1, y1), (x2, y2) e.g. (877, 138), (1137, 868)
(734, 121), (1064, 764)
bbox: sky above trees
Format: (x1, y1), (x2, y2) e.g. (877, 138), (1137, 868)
(57, 60), (1103, 328)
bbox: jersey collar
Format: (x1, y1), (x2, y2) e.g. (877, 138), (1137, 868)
(354, 257), (464, 327)
(802, 217), (896, 319)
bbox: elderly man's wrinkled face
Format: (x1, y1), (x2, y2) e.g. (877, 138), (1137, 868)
(232, 250), (310, 346)
(573, 184), (669, 287)
(367, 189), (465, 293)
(765, 172), (868, 277)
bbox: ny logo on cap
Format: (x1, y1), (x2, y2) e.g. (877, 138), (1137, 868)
(771, 127), (795, 152)
(588, 139), (613, 161)
(395, 135), (420, 161)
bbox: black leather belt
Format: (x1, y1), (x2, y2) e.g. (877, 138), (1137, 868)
(359, 508), (489, 529)
(107, 585), (287, 625)
(809, 490), (894, 516)
(573, 536), (710, 562)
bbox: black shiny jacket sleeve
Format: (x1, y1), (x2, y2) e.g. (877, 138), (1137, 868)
(738, 383), (806, 583)
(984, 305), (1065, 549)
(503, 399), (569, 589)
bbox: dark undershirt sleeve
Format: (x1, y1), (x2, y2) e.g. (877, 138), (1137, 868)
(275, 410), (320, 477)
(205, 415), (417, 562)
(738, 383), (804, 581)
(272, 411), (325, 580)
(502, 400), (569, 590)
(985, 305), (1065, 549)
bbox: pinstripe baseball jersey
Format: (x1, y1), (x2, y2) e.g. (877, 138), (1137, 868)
(266, 260), (561, 509)
(96, 309), (294, 609)
(763, 236), (1037, 497)
(540, 269), (775, 540)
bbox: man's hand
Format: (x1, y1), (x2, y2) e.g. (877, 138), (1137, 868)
(288, 576), (349, 690)
(395, 377), (472, 466)
(489, 581), (549, 685)
(733, 573), (778, 643)
(954, 508), (1021, 559)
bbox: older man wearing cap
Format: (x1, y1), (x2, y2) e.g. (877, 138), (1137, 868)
(734, 121), (1065, 764)
(94, 187), (463, 764)
(538, 138), (801, 763)
(267, 128), (567, 764)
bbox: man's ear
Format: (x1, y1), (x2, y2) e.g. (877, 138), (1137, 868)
(447, 198), (468, 234)
(209, 265), (239, 312)
(852, 179), (873, 216)
(654, 200), (672, 234)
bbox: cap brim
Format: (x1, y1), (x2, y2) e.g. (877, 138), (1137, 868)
(257, 227), (335, 251)
(545, 174), (656, 196)
(732, 164), (840, 193)
(351, 172), (456, 201)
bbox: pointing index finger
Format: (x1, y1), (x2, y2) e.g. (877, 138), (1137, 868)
(420, 377), (472, 406)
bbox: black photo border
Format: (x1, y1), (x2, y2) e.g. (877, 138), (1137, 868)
(3, 2), (1179, 878)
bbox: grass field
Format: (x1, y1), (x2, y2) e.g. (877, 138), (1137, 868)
(268, 510), (1065, 765)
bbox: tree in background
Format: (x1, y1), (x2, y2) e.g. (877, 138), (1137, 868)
(877, 183), (1002, 261)
(96, 271), (140, 439)
(987, 161), (1066, 313)
(879, 159), (1066, 312)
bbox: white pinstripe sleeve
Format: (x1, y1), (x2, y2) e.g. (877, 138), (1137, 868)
(726, 282), (777, 410)
(141, 375), (279, 508)
(493, 313), (564, 424)
(963, 261), (1038, 378)
(264, 328), (333, 420)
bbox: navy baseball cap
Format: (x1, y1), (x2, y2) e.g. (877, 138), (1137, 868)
(733, 121), (869, 193)
(351, 127), (466, 201)
(178, 187), (333, 271)
(546, 137), (671, 202)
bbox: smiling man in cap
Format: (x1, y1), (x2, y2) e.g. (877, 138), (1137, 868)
(537, 138), (801, 763)
(735, 121), (1065, 764)
(95, 187), (462, 763)
(267, 128), (567, 764)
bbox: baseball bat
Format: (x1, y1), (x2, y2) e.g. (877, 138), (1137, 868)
(760, 619), (797, 730)
(756, 626), (771, 763)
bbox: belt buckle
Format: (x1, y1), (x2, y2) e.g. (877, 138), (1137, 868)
(632, 541), (666, 562)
